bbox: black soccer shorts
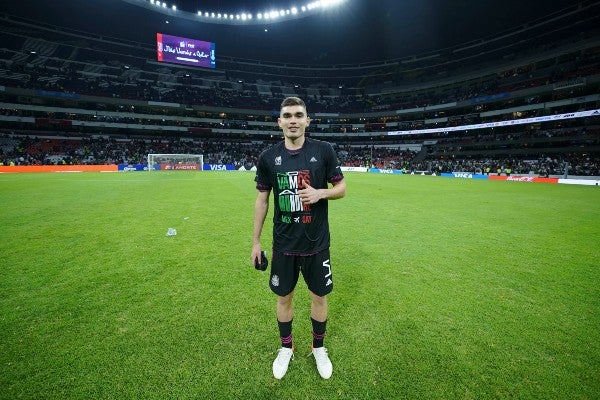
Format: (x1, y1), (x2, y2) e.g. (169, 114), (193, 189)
(269, 249), (333, 297)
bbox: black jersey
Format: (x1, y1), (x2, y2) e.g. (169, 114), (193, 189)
(255, 138), (344, 255)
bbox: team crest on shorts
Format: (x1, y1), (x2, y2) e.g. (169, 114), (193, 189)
(271, 274), (280, 287)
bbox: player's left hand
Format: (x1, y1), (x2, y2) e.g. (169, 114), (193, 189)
(298, 183), (322, 204)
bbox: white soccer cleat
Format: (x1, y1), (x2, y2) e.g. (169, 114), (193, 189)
(312, 347), (333, 379)
(272, 347), (294, 379)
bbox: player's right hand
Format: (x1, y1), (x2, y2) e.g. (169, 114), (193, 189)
(251, 244), (262, 267)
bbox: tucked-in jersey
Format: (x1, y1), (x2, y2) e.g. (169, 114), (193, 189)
(255, 138), (344, 255)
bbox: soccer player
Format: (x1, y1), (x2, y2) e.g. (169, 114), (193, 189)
(251, 96), (346, 380)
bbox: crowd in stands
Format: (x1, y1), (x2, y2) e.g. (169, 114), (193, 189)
(0, 134), (263, 169)
(2, 13), (599, 116)
(2, 133), (598, 177)
(3, 54), (598, 115)
(418, 154), (600, 177)
(0, 9), (598, 177)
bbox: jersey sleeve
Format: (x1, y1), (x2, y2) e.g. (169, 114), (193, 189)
(254, 150), (272, 191)
(325, 143), (344, 183)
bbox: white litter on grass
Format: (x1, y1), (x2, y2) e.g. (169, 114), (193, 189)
(166, 228), (177, 236)
(183, 217), (189, 220)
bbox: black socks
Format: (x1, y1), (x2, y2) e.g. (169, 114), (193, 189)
(278, 318), (328, 348)
(311, 317), (327, 348)
(278, 319), (293, 349)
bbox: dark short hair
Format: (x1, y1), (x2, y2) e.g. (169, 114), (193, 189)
(280, 96), (306, 111)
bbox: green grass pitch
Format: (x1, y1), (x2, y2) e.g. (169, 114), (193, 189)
(0, 171), (598, 399)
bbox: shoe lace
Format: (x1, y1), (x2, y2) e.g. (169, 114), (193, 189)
(309, 347), (329, 362)
(276, 348), (294, 363)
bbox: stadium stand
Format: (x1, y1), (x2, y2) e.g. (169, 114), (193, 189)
(0, 2), (599, 176)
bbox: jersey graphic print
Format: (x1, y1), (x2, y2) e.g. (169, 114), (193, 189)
(277, 170), (312, 224)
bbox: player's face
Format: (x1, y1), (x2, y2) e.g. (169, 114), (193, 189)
(278, 105), (310, 141)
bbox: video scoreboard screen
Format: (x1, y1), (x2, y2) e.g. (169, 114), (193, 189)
(156, 33), (216, 69)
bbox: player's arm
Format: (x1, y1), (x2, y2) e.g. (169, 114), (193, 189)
(299, 178), (346, 204)
(326, 178), (346, 200)
(251, 189), (270, 265)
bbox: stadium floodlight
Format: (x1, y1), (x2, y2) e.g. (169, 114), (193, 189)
(120, 0), (346, 25)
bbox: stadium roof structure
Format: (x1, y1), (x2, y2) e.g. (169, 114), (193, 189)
(0, 0), (596, 65)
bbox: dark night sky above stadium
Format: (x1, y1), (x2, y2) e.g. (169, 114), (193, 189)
(0, 0), (582, 65)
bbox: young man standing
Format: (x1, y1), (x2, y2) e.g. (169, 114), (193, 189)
(251, 96), (346, 380)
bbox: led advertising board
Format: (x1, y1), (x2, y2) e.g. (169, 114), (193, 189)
(156, 33), (216, 68)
